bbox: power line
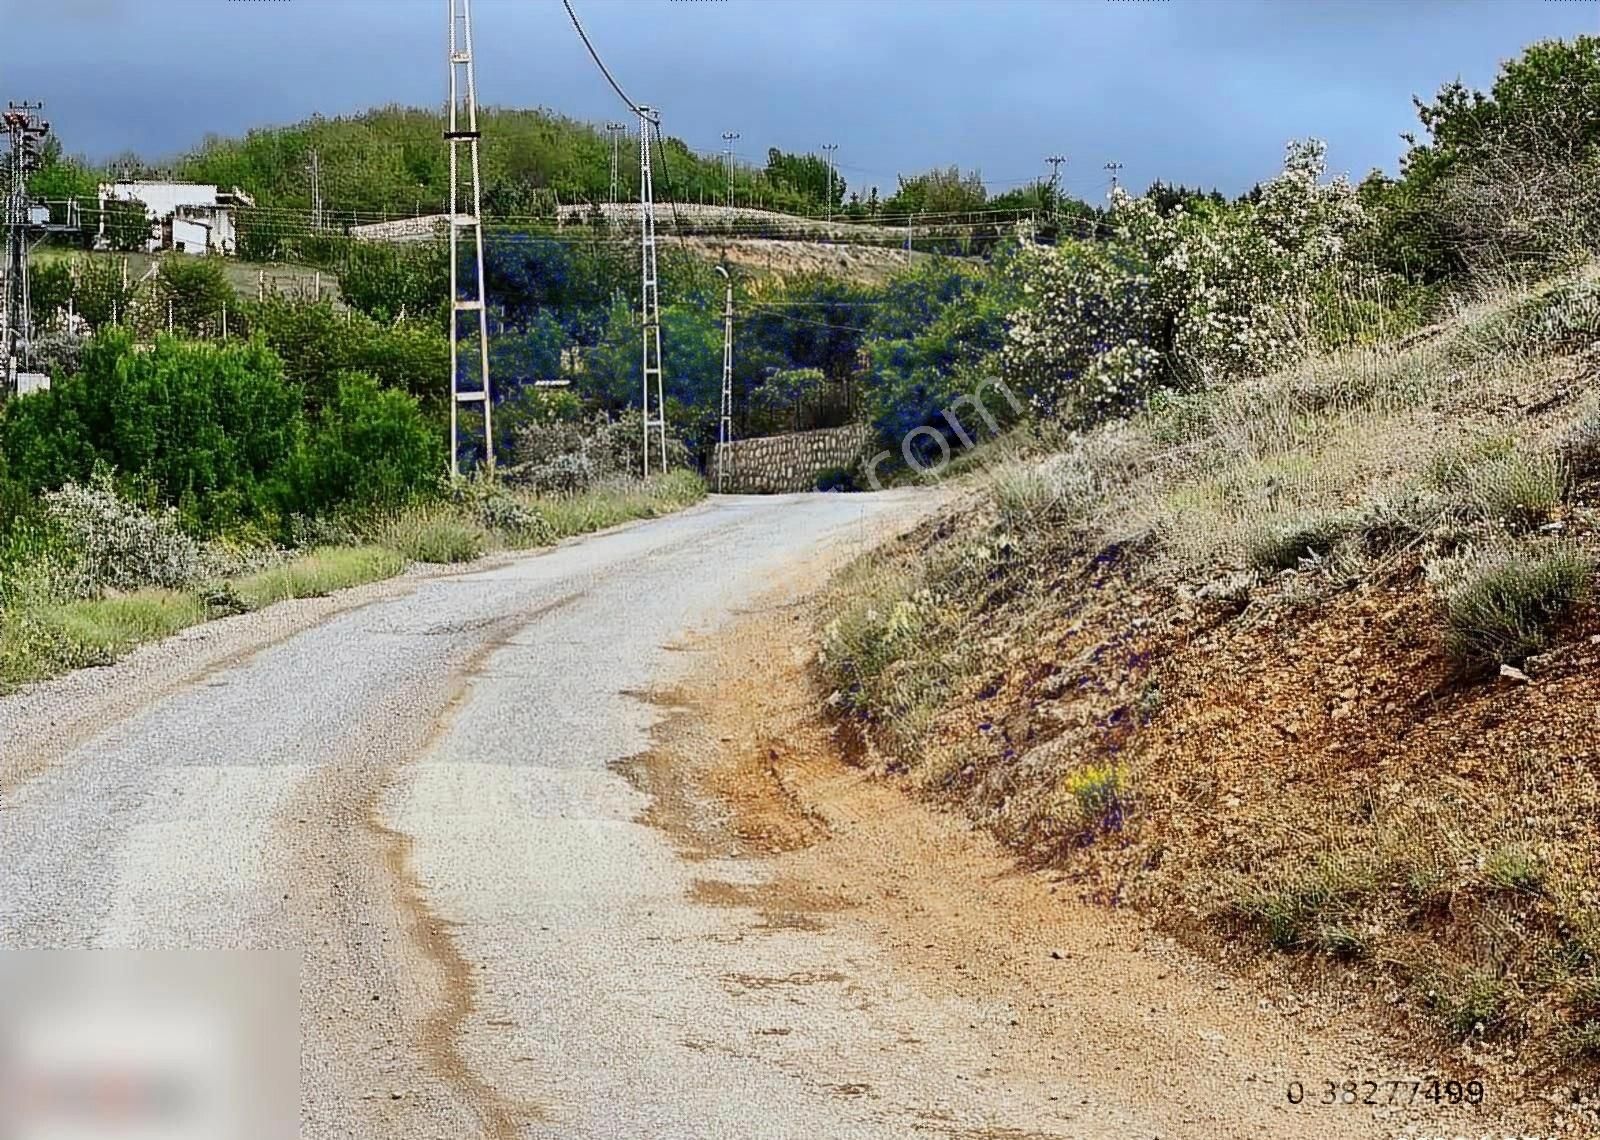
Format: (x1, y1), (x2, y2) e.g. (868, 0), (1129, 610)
(560, 0), (641, 115)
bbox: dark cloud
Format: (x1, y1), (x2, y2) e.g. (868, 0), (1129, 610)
(6, 0), (1595, 196)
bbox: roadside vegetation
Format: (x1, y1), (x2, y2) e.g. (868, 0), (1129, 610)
(817, 36), (1600, 1079)
(0, 467), (702, 692)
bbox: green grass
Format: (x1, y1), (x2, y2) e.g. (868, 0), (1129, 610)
(232, 545), (404, 609)
(1235, 857), (1377, 955)
(32, 248), (339, 303)
(1425, 969), (1510, 1039)
(46, 590), (209, 653)
(375, 509), (488, 564)
(1243, 509), (1355, 571)
(1482, 844), (1545, 894)
(1, 588), (209, 686)
(529, 470), (707, 541)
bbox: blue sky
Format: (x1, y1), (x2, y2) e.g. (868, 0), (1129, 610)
(8, 0), (1598, 201)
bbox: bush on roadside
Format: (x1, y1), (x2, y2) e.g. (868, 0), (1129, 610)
(814, 465), (860, 493)
(43, 472), (200, 594)
(0, 331), (303, 534)
(508, 410), (686, 494)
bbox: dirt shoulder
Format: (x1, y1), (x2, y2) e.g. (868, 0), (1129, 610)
(626, 596), (1546, 1138)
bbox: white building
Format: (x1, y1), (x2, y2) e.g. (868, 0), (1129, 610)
(96, 181), (256, 256)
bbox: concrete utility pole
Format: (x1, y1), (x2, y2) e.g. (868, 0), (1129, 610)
(821, 143), (838, 223)
(1045, 154), (1065, 222)
(713, 264), (733, 492)
(637, 105), (667, 475)
(446, 0), (494, 477)
(1105, 160), (1123, 194)
(605, 121), (626, 205)
(309, 148), (322, 231)
(721, 130), (739, 209)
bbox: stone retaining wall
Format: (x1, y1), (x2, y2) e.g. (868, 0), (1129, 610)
(712, 423), (873, 494)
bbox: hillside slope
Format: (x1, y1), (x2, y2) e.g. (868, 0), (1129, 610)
(818, 264), (1600, 1127)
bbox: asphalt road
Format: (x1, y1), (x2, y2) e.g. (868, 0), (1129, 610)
(3, 490), (1027, 1139)
(0, 490), (1540, 1140)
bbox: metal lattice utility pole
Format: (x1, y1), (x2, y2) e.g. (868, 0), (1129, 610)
(821, 143), (838, 223)
(713, 264), (733, 492)
(2, 102), (53, 396)
(446, 0), (493, 477)
(606, 121), (626, 205)
(637, 105), (667, 475)
(721, 130), (739, 209)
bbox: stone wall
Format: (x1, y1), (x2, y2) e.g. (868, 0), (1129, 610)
(712, 423), (873, 494)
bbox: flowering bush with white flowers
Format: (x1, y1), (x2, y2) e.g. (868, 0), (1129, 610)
(43, 472), (201, 595)
(1005, 139), (1366, 421)
(1001, 240), (1165, 420)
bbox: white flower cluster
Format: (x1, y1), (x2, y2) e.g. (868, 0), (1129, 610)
(43, 472), (201, 595)
(1005, 139), (1365, 418)
(1002, 240), (1164, 419)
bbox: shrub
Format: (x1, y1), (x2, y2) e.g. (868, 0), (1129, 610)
(43, 473), (200, 594)
(508, 410), (685, 493)
(154, 256), (236, 335)
(814, 465), (859, 493)
(1439, 542), (1592, 671)
(291, 372), (442, 513)
(1061, 764), (1129, 834)
(445, 477), (554, 546)
(1244, 510), (1355, 570)
(1235, 857), (1375, 953)
(1431, 442), (1565, 531)
(0, 330), (304, 532)
(1010, 139), (1365, 417)
(1426, 969), (1509, 1039)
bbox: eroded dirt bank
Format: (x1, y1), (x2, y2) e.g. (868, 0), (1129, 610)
(623, 597), (1545, 1138)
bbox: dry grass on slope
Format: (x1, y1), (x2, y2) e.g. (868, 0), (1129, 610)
(817, 264), (1600, 1089)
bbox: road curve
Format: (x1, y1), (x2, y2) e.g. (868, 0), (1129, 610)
(0, 489), (1534, 1139)
(3, 490), (1021, 1138)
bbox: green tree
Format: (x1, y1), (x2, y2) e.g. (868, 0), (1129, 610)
(247, 298), (448, 410)
(71, 256), (134, 331)
(156, 256), (236, 335)
(27, 146), (100, 247)
(1390, 36), (1600, 278)
(339, 240), (449, 324)
(27, 260), (73, 331)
